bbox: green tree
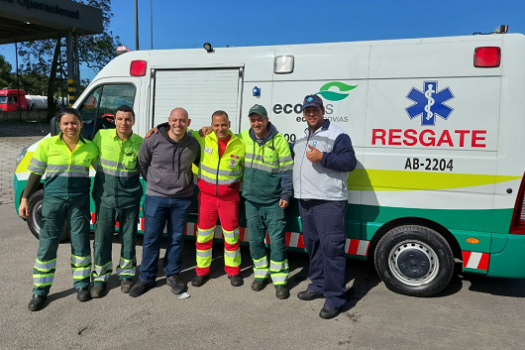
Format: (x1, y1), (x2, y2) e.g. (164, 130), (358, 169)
(0, 55), (14, 88)
(18, 0), (119, 120)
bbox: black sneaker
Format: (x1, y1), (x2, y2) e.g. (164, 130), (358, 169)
(191, 274), (209, 287)
(129, 280), (156, 298)
(297, 289), (323, 301)
(120, 279), (134, 294)
(166, 275), (186, 295)
(251, 279), (268, 291)
(228, 274), (243, 287)
(76, 288), (91, 302)
(90, 284), (106, 298)
(319, 304), (342, 319)
(275, 285), (290, 300)
(28, 295), (47, 311)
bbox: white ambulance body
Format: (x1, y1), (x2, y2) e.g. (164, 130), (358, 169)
(15, 32), (525, 296)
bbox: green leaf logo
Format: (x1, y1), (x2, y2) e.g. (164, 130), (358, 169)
(316, 82), (357, 101)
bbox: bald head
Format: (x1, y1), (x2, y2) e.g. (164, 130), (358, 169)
(168, 107), (191, 141)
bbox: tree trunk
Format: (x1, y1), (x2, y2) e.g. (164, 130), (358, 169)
(46, 37), (61, 122)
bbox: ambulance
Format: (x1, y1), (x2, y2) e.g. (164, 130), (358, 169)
(13, 29), (525, 297)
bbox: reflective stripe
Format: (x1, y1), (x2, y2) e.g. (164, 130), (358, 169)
(34, 258), (56, 272)
(279, 164), (294, 172)
(196, 250), (212, 258)
(224, 249), (240, 258)
(223, 228), (239, 239)
(200, 163), (243, 176)
(198, 173), (240, 185)
(28, 163), (45, 174)
(244, 162), (279, 174)
(30, 158), (47, 168)
(197, 227), (215, 243)
(117, 268), (136, 276)
(94, 262), (113, 276)
(47, 164), (89, 172)
(47, 171), (90, 178)
(279, 155), (293, 163)
(271, 273), (288, 284)
(72, 268), (91, 279)
(33, 273), (54, 286)
(71, 254), (91, 266)
(197, 226), (215, 237)
(99, 157), (130, 170)
(119, 257), (136, 269)
(245, 153), (278, 166)
(98, 167), (139, 177)
(93, 274), (110, 282)
(254, 269), (269, 278)
(253, 256), (268, 268)
(270, 260), (289, 272)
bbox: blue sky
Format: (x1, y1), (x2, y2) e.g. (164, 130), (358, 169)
(1, 0), (524, 82)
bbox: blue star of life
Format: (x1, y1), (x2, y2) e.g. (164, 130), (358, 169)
(405, 81), (454, 126)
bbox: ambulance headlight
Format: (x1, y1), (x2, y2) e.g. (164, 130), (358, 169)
(16, 147), (27, 166)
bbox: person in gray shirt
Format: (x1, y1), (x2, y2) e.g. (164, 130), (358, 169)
(130, 107), (200, 297)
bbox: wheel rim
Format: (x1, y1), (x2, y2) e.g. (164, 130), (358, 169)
(388, 240), (440, 287)
(31, 201), (43, 235)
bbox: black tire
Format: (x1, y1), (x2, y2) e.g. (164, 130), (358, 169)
(374, 225), (454, 297)
(27, 190), (70, 242)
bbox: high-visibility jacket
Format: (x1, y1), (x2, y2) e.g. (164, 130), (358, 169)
(27, 133), (99, 199)
(92, 129), (144, 208)
(194, 130), (245, 197)
(238, 124), (293, 204)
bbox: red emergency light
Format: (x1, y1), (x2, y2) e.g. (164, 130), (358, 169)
(474, 47), (501, 68)
(130, 60), (147, 76)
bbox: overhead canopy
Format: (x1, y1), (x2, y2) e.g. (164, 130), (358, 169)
(0, 0), (103, 44)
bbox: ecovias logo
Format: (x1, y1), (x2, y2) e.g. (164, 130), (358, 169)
(316, 82), (358, 101)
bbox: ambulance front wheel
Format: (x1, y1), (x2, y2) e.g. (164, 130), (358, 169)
(374, 225), (454, 297)
(27, 190), (70, 242)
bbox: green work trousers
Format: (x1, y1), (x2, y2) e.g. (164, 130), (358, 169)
(245, 200), (289, 285)
(92, 204), (139, 286)
(32, 195), (91, 296)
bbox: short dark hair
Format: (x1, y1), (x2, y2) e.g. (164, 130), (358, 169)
(116, 105), (135, 118)
(212, 110), (229, 121)
(57, 107), (82, 122)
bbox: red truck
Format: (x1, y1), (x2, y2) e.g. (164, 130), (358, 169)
(0, 88), (28, 111)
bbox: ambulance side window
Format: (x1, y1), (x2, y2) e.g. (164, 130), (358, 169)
(78, 84), (136, 140)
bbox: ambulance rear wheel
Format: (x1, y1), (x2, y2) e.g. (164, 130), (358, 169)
(374, 225), (454, 297)
(27, 190), (70, 242)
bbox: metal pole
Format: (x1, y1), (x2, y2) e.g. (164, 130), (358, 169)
(15, 39), (21, 120)
(135, 0), (139, 50)
(150, 0), (153, 49)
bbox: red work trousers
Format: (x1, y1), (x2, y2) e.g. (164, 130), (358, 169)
(195, 191), (241, 276)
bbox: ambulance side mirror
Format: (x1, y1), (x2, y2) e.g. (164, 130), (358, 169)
(49, 116), (60, 136)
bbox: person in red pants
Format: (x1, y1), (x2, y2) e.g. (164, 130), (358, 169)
(192, 110), (246, 287)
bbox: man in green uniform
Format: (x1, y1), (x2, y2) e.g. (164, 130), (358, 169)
(90, 105), (144, 297)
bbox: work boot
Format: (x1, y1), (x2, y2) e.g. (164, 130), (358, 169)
(28, 295), (47, 311)
(120, 279), (134, 294)
(129, 280), (156, 298)
(319, 304), (342, 319)
(76, 288), (91, 302)
(297, 289), (323, 301)
(90, 284), (106, 298)
(166, 275), (186, 295)
(191, 274), (209, 287)
(251, 279), (268, 292)
(275, 285), (290, 300)
(228, 274), (243, 287)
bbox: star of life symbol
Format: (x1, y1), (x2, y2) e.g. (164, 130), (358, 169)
(405, 81), (454, 126)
